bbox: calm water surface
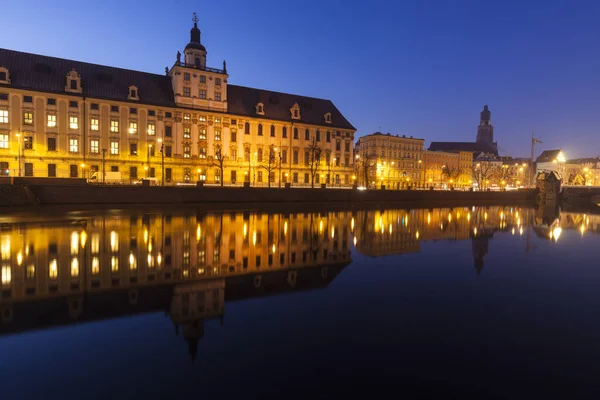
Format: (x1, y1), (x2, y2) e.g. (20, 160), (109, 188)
(0, 206), (599, 399)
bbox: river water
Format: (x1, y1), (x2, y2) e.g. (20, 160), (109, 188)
(0, 206), (598, 399)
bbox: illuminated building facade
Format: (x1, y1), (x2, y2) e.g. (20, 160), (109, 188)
(354, 132), (424, 189)
(422, 150), (473, 188)
(0, 16), (355, 186)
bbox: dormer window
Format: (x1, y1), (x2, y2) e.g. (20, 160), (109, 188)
(255, 102), (265, 115)
(128, 86), (139, 101)
(0, 67), (10, 84)
(65, 69), (82, 94)
(324, 112), (332, 124)
(290, 103), (301, 120)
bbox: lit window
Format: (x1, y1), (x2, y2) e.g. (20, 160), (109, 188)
(110, 140), (119, 155)
(199, 116), (206, 122)
(69, 116), (79, 130)
(199, 89), (206, 99)
(23, 111), (33, 125)
(183, 87), (191, 97)
(129, 121), (137, 134)
(184, 113), (191, 122)
(1, 265), (11, 285)
(215, 92), (221, 101)
(184, 144), (191, 158)
(0, 109), (8, 124)
(110, 120), (119, 133)
(147, 122), (155, 136)
(111, 256), (119, 272)
(215, 117), (221, 123)
(0, 134), (8, 149)
(214, 129), (221, 141)
(90, 118), (99, 131)
(26, 264), (35, 279)
(199, 128), (206, 140)
(199, 147), (207, 159)
(71, 257), (79, 277)
(49, 259), (58, 279)
(47, 114), (56, 127)
(92, 257), (99, 275)
(90, 139), (99, 154)
(69, 138), (79, 153)
(184, 127), (191, 139)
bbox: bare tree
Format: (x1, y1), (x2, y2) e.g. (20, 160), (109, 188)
(472, 161), (496, 190)
(261, 145), (279, 188)
(494, 164), (517, 188)
(441, 165), (461, 188)
(212, 144), (226, 187)
(356, 153), (376, 188)
(305, 138), (322, 188)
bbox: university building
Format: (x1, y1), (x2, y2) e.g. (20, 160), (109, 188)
(0, 16), (355, 185)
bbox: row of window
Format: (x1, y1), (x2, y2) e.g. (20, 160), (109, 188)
(182, 87), (221, 101)
(183, 73), (221, 86)
(1, 160), (351, 186)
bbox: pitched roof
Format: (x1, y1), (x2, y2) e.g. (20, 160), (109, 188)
(0, 48), (354, 130)
(0, 48), (176, 107)
(428, 141), (498, 155)
(536, 149), (562, 163)
(227, 84), (355, 130)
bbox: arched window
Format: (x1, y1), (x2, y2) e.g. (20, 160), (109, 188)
(270, 125), (275, 137)
(195, 57), (201, 67)
(257, 148), (263, 162)
(245, 122), (250, 135)
(305, 129), (310, 140)
(70, 80), (77, 90)
(293, 128), (298, 139)
(258, 124), (263, 136)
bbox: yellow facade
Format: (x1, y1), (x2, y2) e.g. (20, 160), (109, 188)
(0, 20), (355, 186)
(355, 132), (424, 189)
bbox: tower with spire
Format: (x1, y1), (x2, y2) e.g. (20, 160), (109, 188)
(476, 105), (495, 147)
(169, 13), (229, 112)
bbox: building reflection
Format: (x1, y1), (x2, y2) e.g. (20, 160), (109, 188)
(1, 206), (598, 358)
(352, 206), (600, 274)
(0, 210), (352, 360)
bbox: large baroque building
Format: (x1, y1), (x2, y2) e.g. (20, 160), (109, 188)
(354, 132), (424, 189)
(0, 16), (355, 185)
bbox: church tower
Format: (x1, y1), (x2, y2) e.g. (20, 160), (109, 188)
(476, 105), (494, 145)
(169, 13), (228, 112)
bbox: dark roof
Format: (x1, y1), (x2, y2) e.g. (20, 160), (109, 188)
(0, 48), (176, 107)
(0, 48), (354, 130)
(365, 132), (424, 141)
(227, 84), (355, 130)
(536, 149), (561, 163)
(428, 141), (498, 155)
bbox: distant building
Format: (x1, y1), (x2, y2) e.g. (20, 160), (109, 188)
(354, 132), (424, 189)
(429, 105), (499, 156)
(422, 150), (472, 188)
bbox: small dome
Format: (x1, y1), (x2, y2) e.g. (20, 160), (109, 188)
(185, 42), (206, 52)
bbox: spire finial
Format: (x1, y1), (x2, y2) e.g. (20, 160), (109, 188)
(192, 12), (199, 26)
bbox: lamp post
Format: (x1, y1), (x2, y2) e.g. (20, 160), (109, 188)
(16, 133), (21, 177)
(80, 163), (86, 180)
(158, 138), (165, 186)
(147, 143), (153, 178)
(101, 148), (107, 184)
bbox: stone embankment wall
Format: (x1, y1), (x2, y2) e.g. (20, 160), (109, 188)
(17, 184), (536, 208)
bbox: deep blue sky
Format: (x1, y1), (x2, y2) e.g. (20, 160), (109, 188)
(1, 0), (599, 158)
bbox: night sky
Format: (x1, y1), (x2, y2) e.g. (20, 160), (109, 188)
(1, 0), (598, 158)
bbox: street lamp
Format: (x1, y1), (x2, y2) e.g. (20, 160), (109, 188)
(158, 138), (165, 186)
(16, 133), (21, 177)
(147, 143), (153, 178)
(80, 163), (86, 180)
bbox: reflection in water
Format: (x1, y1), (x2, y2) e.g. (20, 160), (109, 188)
(0, 206), (599, 360)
